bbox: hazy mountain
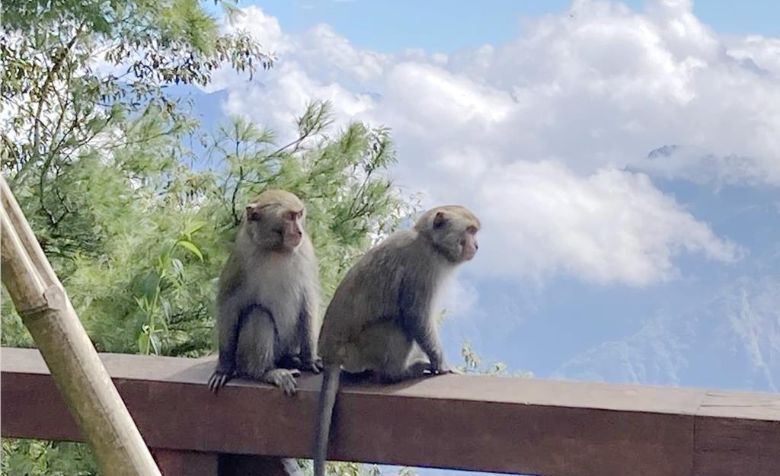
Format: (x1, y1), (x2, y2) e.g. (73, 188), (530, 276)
(553, 274), (780, 392)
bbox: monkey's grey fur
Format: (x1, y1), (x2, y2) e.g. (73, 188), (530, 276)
(312, 205), (480, 476)
(209, 190), (321, 395)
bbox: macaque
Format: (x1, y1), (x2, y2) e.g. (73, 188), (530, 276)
(312, 205), (480, 475)
(209, 190), (321, 395)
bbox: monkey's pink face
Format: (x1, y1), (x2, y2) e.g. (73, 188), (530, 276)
(281, 210), (304, 251)
(245, 205), (305, 252)
(460, 226), (479, 261)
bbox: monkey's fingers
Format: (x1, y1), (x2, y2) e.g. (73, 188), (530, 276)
(264, 369), (299, 396)
(208, 374), (219, 393)
(282, 380), (298, 396)
(302, 358), (323, 374)
(208, 372), (230, 393)
(430, 363), (456, 376)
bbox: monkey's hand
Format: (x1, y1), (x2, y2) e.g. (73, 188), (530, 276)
(208, 365), (234, 394)
(300, 355), (324, 374)
(428, 357), (457, 376)
(263, 368), (301, 396)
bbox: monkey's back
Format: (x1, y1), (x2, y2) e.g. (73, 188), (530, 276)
(318, 230), (442, 364)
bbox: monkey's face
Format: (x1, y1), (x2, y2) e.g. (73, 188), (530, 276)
(459, 225), (479, 261)
(427, 209), (480, 263)
(245, 204), (305, 252)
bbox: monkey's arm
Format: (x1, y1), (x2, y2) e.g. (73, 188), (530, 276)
(398, 279), (449, 374)
(209, 274), (244, 393)
(297, 292), (323, 373)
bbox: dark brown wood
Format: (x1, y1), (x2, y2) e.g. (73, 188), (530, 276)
(2, 347), (779, 476)
(692, 391), (780, 476)
(152, 449), (218, 476)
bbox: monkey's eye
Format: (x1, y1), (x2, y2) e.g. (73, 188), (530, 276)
(466, 226), (478, 234)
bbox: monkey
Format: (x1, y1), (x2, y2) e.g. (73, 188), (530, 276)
(208, 189), (322, 396)
(312, 205), (480, 476)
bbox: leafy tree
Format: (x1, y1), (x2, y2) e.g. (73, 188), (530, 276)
(0, 1), (497, 475)
(0, 0), (411, 473)
(1, 0), (271, 258)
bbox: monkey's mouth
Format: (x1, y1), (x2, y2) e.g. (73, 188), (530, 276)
(462, 247), (477, 261)
(285, 234), (303, 249)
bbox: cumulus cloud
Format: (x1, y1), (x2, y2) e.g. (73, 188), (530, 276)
(204, 0), (774, 285)
(473, 162), (741, 285)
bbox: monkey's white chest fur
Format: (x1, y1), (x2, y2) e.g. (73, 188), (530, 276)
(247, 253), (306, 349)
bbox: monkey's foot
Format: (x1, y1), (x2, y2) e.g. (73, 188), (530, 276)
(208, 369), (233, 394)
(428, 362), (459, 376)
(377, 362), (429, 384)
(262, 368), (301, 396)
(300, 356), (324, 374)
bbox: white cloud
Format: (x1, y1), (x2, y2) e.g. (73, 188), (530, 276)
(224, 5), (289, 54)
(472, 162), (740, 285)
(640, 144), (780, 186)
(205, 1), (776, 285)
(727, 35), (780, 77)
(438, 275), (481, 321)
(221, 61), (376, 136)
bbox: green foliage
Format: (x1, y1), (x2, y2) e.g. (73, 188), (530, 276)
(460, 341), (533, 378)
(1, 439), (96, 476)
(1, 0), (410, 473)
(0, 2), (488, 476)
(1, 0), (272, 196)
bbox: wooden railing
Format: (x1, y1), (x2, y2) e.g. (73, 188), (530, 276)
(2, 346), (779, 476)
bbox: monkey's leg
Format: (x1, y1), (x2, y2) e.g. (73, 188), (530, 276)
(360, 322), (426, 384)
(236, 307), (301, 396)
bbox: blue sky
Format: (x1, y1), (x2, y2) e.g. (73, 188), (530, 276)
(208, 0), (780, 52)
(189, 2), (779, 472)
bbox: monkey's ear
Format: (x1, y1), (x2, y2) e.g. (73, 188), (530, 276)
(246, 205), (262, 222)
(433, 211), (448, 229)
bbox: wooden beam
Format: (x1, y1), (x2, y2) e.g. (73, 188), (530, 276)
(2, 347), (778, 476)
(152, 449), (218, 476)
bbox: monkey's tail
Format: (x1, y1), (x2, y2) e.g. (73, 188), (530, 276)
(313, 364), (340, 476)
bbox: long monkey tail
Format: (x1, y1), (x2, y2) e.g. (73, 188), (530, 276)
(313, 364), (340, 476)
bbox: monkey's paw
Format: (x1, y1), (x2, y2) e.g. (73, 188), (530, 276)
(301, 356), (324, 374)
(430, 362), (459, 376)
(264, 369), (301, 396)
(208, 369), (233, 394)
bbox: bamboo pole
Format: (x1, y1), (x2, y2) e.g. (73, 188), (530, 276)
(0, 175), (161, 476)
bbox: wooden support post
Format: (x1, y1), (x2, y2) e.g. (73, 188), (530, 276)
(0, 176), (161, 476)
